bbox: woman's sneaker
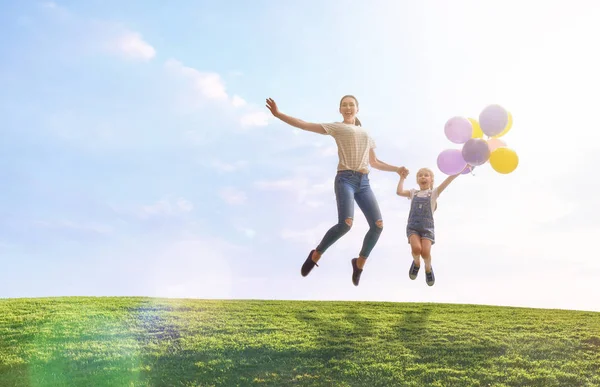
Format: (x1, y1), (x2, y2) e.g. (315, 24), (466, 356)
(351, 258), (363, 286)
(301, 250), (319, 277)
(409, 261), (420, 280)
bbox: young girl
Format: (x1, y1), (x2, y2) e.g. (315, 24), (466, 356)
(396, 167), (462, 286)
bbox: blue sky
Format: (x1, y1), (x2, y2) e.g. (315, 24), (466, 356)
(1, 1), (599, 312)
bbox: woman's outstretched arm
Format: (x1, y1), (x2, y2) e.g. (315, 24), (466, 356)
(266, 98), (326, 134)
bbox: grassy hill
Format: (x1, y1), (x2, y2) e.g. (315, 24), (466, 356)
(1, 297), (599, 386)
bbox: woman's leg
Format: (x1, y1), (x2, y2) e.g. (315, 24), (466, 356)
(348, 178), (382, 286)
(301, 172), (358, 277)
(354, 178), (383, 268)
(313, 173), (356, 259)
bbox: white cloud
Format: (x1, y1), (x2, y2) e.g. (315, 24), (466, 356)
(219, 187), (247, 205)
(40, 3), (155, 62)
(165, 59), (229, 101)
(139, 197), (194, 218)
(232, 95), (247, 107)
(163, 59), (269, 127)
(240, 111), (270, 127)
(108, 31), (156, 61)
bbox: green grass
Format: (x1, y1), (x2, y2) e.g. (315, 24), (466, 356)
(1, 297), (599, 386)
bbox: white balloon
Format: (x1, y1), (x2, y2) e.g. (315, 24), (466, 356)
(479, 104), (508, 137)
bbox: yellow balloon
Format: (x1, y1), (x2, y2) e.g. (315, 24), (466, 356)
(492, 111), (513, 138)
(489, 147), (519, 174)
(469, 118), (483, 138)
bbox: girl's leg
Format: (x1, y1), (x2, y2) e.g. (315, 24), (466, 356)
(409, 234), (422, 266)
(408, 234), (422, 279)
(420, 238), (435, 286)
(354, 179), (383, 269)
(420, 238), (432, 272)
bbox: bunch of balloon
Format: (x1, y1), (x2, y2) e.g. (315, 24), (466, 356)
(437, 104), (518, 175)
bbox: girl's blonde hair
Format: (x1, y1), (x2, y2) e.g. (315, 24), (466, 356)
(417, 168), (435, 190)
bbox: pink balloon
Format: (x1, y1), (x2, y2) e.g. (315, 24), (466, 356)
(479, 104), (508, 137)
(437, 149), (467, 175)
(487, 138), (506, 152)
(461, 138), (490, 166)
(444, 116), (473, 144)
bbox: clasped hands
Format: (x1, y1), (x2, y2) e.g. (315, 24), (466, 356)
(396, 166), (409, 179)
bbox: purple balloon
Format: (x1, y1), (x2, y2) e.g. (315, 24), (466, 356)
(479, 104), (508, 137)
(461, 138), (490, 166)
(437, 149), (467, 175)
(444, 116), (473, 144)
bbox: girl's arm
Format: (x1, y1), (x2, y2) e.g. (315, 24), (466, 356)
(436, 174), (460, 196)
(266, 98), (326, 134)
(370, 148), (407, 173)
(396, 173), (411, 197)
(436, 165), (471, 195)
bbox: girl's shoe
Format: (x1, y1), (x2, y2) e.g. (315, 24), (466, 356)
(425, 269), (435, 286)
(409, 261), (420, 280)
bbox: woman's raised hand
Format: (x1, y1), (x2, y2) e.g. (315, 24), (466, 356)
(265, 98), (281, 118)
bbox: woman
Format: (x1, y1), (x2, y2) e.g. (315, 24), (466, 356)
(266, 95), (408, 286)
